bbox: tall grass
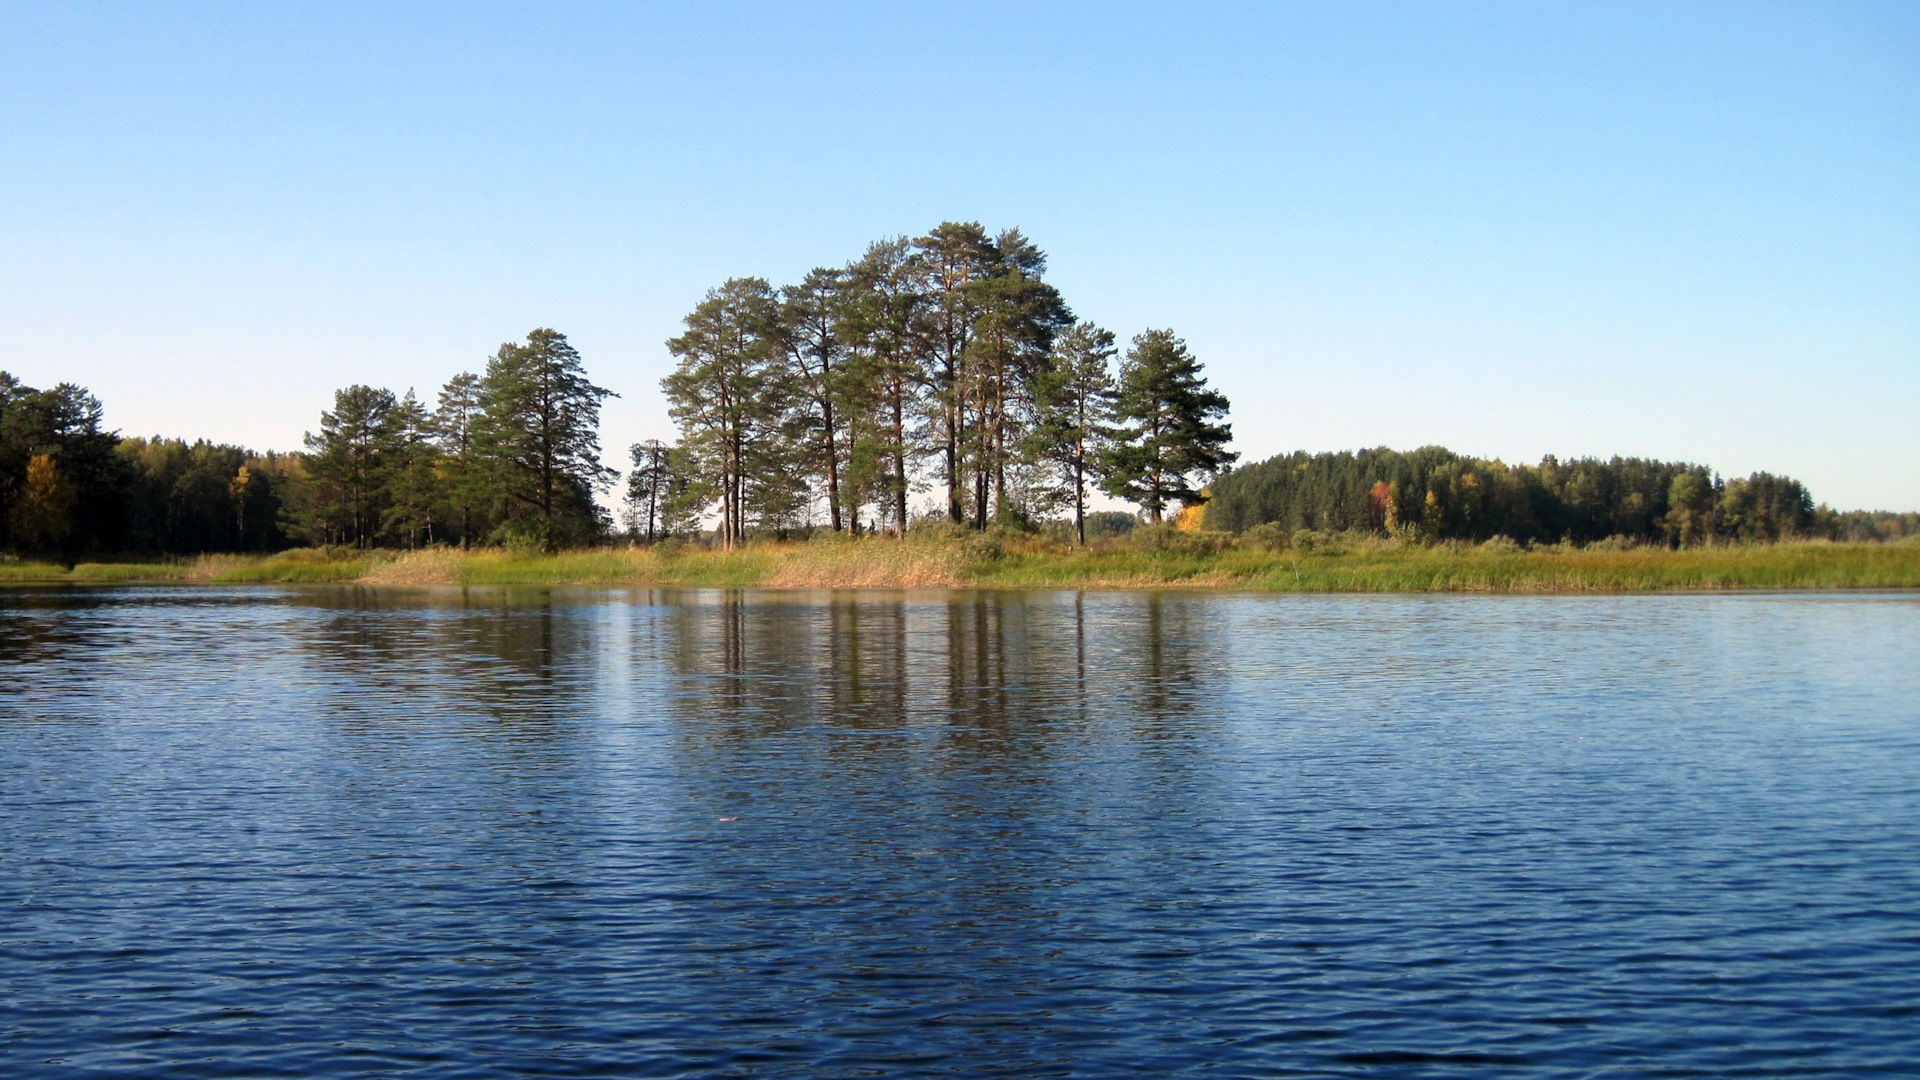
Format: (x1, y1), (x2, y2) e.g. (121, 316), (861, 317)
(0, 535), (1914, 591)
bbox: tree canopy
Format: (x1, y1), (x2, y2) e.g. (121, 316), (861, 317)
(651, 223), (1228, 540)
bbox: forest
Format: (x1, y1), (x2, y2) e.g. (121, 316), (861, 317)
(1204, 447), (1916, 547)
(1, 221), (1912, 561)
(0, 327), (615, 558)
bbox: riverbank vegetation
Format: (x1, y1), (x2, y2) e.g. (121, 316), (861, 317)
(3, 531), (1915, 593)
(3, 220), (1914, 573)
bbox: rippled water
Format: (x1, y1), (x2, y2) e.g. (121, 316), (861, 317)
(3, 587), (1918, 1078)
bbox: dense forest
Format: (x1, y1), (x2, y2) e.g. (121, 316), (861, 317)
(1206, 447), (1916, 545)
(0, 373), (302, 556)
(1, 221), (1912, 559)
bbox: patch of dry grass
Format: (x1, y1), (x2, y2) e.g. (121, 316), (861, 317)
(759, 538), (965, 588)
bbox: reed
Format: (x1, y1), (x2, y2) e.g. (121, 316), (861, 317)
(0, 537), (1914, 592)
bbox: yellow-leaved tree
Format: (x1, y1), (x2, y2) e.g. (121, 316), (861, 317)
(12, 454), (75, 552)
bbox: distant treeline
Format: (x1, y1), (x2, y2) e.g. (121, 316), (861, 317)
(1206, 447), (1912, 546)
(1, 373), (300, 556)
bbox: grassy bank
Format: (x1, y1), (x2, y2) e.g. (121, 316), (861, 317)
(2, 535), (1917, 592)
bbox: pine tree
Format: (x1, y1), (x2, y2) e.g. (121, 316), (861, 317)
(912, 222), (995, 524)
(475, 329), (617, 548)
(625, 439), (672, 541)
(432, 372), (486, 548)
(842, 238), (924, 537)
(379, 389), (438, 548)
(965, 229), (1072, 527)
(302, 384), (397, 547)
(1101, 330), (1236, 523)
(777, 266), (855, 532)
(1028, 321), (1117, 544)
(662, 280), (779, 547)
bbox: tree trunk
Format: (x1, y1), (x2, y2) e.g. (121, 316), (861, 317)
(947, 402), (963, 524)
(1074, 447), (1086, 546)
(891, 383), (909, 538)
(823, 399), (842, 532)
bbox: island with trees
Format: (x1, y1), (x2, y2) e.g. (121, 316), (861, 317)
(2, 222), (1915, 591)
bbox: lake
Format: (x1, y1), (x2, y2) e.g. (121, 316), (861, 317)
(3, 587), (1917, 1077)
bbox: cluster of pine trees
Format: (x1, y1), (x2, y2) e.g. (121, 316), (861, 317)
(295, 329), (615, 550)
(0, 328), (614, 558)
(1205, 446), (1843, 546)
(644, 221), (1235, 545)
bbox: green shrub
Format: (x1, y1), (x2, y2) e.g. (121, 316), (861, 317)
(1244, 521), (1292, 551)
(1083, 511), (1138, 540)
(490, 517), (561, 555)
(962, 532), (1005, 562)
(1291, 528), (1334, 553)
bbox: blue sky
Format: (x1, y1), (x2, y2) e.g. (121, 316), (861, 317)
(2, 2), (1914, 510)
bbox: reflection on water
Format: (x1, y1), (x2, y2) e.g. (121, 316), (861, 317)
(2, 586), (1918, 1077)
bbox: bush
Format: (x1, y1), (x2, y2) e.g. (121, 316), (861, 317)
(911, 519), (970, 543)
(1291, 528), (1334, 553)
(1243, 521), (1291, 551)
(490, 517), (562, 555)
(1132, 524), (1237, 555)
(962, 532), (1005, 562)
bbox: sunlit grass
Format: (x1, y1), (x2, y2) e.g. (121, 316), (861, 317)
(0, 537), (1915, 591)
(977, 538), (1920, 592)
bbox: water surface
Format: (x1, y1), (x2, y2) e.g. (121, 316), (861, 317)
(3, 587), (1917, 1077)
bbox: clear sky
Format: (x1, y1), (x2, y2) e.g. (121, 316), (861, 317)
(2, 2), (1915, 510)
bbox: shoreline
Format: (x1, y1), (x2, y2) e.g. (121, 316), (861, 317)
(2, 539), (1916, 593)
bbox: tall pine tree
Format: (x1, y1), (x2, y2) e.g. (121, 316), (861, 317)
(1101, 330), (1236, 523)
(475, 329), (617, 548)
(1028, 321), (1117, 544)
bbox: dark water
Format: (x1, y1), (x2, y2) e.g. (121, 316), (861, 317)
(2, 587), (1918, 1078)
